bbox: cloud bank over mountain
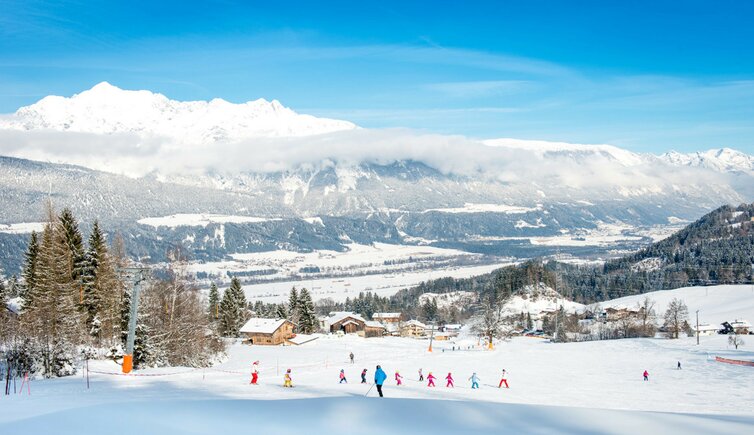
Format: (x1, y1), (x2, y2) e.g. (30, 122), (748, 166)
(0, 83), (751, 203)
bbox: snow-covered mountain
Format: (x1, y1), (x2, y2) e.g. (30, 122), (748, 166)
(659, 148), (754, 173)
(0, 82), (356, 141)
(1, 84), (753, 275)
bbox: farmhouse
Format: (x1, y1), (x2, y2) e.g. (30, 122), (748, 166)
(240, 318), (295, 345)
(696, 323), (718, 336)
(401, 319), (428, 338)
(364, 321), (387, 338)
(730, 319), (751, 334)
(372, 312), (402, 323)
(324, 312), (367, 334)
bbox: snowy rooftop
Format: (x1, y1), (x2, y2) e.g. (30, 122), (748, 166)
(365, 321), (385, 329)
(403, 320), (427, 329)
(240, 318), (290, 334)
(327, 311), (366, 324)
(372, 312), (402, 319)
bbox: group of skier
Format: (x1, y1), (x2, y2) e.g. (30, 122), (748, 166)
(248, 350), (517, 394)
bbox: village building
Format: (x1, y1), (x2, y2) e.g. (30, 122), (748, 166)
(372, 312), (402, 323)
(730, 319), (751, 334)
(364, 321), (387, 338)
(603, 306), (641, 321)
(401, 319), (428, 338)
(372, 312), (403, 335)
(240, 318), (295, 345)
(696, 323), (718, 336)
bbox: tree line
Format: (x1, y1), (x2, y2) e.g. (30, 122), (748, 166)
(0, 202), (222, 377)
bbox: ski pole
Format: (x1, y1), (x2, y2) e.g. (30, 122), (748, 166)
(365, 383), (375, 397)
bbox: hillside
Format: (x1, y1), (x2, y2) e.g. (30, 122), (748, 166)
(398, 204), (754, 307)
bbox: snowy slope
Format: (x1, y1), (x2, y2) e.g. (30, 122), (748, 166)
(599, 285), (754, 326)
(0, 82), (356, 141)
(3, 335), (753, 435)
(505, 283), (585, 315)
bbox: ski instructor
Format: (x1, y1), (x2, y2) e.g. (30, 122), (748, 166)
(374, 365), (387, 397)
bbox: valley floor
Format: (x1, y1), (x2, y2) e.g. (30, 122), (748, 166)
(2, 334), (753, 434)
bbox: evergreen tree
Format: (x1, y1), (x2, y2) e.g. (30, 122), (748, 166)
(219, 277), (247, 337)
(20, 231), (40, 309)
(288, 287), (300, 326)
(58, 208), (86, 284)
(0, 274), (6, 306)
(275, 303), (287, 320)
(22, 204), (82, 377)
(526, 312), (533, 330)
(207, 283), (220, 322)
(296, 288), (318, 334)
(7, 275), (20, 298)
(81, 221), (121, 342)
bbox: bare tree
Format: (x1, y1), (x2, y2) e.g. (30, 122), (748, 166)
(471, 292), (512, 347)
(663, 298), (689, 339)
(729, 334), (745, 350)
(636, 296), (657, 337)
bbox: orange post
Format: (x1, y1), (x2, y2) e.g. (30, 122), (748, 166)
(122, 354), (133, 373)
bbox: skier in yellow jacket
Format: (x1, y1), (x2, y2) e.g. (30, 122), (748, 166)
(284, 369), (293, 388)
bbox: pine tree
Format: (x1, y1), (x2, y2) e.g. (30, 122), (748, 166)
(296, 288), (317, 334)
(288, 287), (300, 326)
(20, 231), (40, 309)
(275, 303), (287, 320)
(58, 208), (86, 284)
(207, 283), (220, 322)
(219, 278), (247, 337)
(80, 221), (121, 342)
(22, 204), (82, 377)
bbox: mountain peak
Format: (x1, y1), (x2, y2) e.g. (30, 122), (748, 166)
(1, 83), (356, 140)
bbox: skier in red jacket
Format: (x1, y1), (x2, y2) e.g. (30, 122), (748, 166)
(445, 372), (454, 387)
(250, 361), (259, 385)
(643, 370), (649, 381)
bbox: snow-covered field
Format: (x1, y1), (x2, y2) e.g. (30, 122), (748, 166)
(137, 213), (278, 228)
(186, 242), (489, 286)
(241, 262), (510, 303)
(3, 334), (753, 434)
(600, 285), (754, 326)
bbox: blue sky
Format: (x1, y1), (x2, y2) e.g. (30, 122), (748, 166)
(1, 0), (753, 153)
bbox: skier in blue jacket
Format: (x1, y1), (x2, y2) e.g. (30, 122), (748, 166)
(374, 365), (387, 397)
(469, 372), (480, 389)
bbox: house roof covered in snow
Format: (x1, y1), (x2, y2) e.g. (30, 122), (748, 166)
(365, 321), (386, 329)
(730, 319), (751, 328)
(327, 311), (366, 324)
(403, 320), (427, 329)
(697, 323), (718, 331)
(240, 318), (291, 334)
(372, 312), (402, 319)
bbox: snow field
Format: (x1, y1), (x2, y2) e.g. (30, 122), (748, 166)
(3, 334), (753, 433)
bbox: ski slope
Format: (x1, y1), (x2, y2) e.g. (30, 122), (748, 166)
(2, 334), (753, 434)
(600, 285), (754, 326)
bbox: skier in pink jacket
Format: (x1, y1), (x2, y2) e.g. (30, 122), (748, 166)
(445, 372), (454, 387)
(395, 371), (403, 386)
(427, 372), (436, 387)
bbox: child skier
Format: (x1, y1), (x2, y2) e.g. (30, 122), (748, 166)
(643, 370), (649, 381)
(250, 361), (259, 385)
(395, 371), (403, 386)
(677, 361), (682, 370)
(361, 368), (368, 384)
(427, 372), (436, 387)
(350, 352), (355, 364)
(445, 372), (454, 388)
(339, 369), (348, 384)
(284, 369), (293, 388)
(469, 372), (480, 389)
(498, 369), (509, 388)
(418, 368), (424, 381)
